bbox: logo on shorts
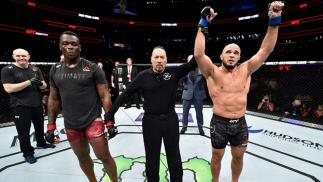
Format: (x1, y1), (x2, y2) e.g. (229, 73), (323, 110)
(163, 72), (171, 80)
(229, 119), (239, 124)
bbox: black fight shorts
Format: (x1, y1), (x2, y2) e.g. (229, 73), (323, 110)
(210, 114), (249, 149)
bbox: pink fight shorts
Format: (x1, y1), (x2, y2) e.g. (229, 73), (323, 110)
(66, 118), (105, 142)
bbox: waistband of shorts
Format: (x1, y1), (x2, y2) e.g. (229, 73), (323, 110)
(212, 114), (245, 124)
(145, 111), (176, 118)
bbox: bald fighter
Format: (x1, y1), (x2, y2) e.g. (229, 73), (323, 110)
(194, 2), (285, 181)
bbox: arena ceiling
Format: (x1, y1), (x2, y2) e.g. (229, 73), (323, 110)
(0, 0), (322, 62)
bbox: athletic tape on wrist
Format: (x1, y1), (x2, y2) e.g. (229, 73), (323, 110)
(268, 16), (281, 26)
(199, 18), (208, 27)
(106, 121), (113, 126)
(47, 123), (56, 130)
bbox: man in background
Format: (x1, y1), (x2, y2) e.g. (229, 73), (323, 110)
(1, 48), (55, 164)
(180, 55), (206, 135)
(123, 57), (140, 109)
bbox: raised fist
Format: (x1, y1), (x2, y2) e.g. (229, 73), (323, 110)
(268, 1), (285, 19)
(199, 6), (217, 27)
(198, 6), (217, 36)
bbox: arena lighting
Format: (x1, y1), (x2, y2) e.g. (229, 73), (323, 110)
(279, 27), (323, 39)
(114, 43), (125, 48)
(238, 14), (259, 21)
(26, 1), (35, 7)
(145, 1), (159, 5)
(265, 61), (323, 65)
(161, 23), (177, 26)
(44, 20), (97, 32)
(291, 20), (300, 25)
(11, 0), (77, 16)
(280, 14), (322, 27)
(25, 29), (48, 36)
(299, 3), (308, 8)
(78, 13), (99, 20)
(46, 23), (65, 29)
(68, 25), (76, 29)
(12, 0), (321, 27)
(0, 23), (103, 44)
(278, 65), (291, 71)
(35, 32), (48, 36)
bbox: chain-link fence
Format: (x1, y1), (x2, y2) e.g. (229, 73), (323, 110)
(1, 62), (322, 124)
(248, 63), (323, 123)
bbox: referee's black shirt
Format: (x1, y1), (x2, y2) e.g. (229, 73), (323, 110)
(110, 58), (197, 115)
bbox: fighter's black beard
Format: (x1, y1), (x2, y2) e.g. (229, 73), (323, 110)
(223, 64), (237, 70)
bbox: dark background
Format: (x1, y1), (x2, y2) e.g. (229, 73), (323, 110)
(0, 0), (322, 63)
(0, 0), (322, 124)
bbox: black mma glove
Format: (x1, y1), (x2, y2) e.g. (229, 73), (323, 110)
(104, 112), (118, 139)
(198, 6), (216, 37)
(29, 77), (43, 87)
(45, 123), (60, 144)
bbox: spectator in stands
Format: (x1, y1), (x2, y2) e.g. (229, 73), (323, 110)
(98, 62), (104, 69)
(111, 61), (122, 102)
(284, 98), (302, 117)
(300, 103), (311, 118)
(312, 104), (323, 123)
(257, 95), (274, 112)
(123, 57), (140, 109)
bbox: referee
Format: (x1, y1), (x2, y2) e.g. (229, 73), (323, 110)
(106, 46), (197, 181)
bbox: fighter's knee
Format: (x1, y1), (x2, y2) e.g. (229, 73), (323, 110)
(75, 152), (91, 161)
(211, 153), (224, 163)
(232, 155), (244, 162)
(211, 157), (221, 164)
(96, 153), (113, 163)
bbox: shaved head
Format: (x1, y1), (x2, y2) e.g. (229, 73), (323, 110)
(12, 48), (30, 68)
(222, 43), (241, 54)
(220, 43), (241, 70)
(13, 48), (29, 56)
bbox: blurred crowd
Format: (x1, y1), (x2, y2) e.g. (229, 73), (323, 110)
(1, 59), (322, 125)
